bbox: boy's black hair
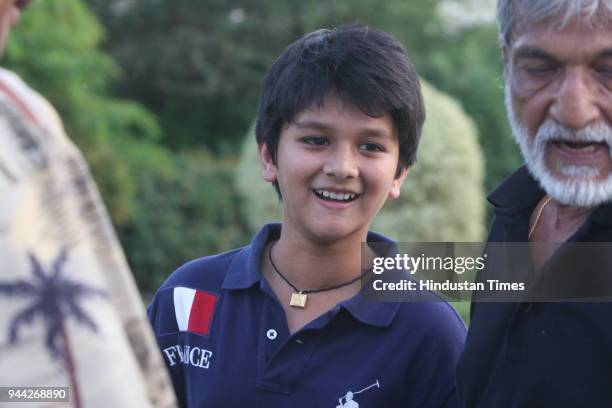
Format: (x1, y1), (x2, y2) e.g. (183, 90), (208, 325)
(255, 24), (425, 196)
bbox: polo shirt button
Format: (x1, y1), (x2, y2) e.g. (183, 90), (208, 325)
(266, 329), (277, 340)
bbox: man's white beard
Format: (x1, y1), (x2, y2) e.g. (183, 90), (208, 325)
(505, 86), (612, 208)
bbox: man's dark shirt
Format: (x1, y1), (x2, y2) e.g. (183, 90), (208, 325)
(457, 166), (612, 408)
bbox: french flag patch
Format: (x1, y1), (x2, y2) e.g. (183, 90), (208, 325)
(173, 287), (218, 336)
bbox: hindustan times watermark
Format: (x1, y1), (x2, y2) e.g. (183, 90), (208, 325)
(361, 242), (612, 302)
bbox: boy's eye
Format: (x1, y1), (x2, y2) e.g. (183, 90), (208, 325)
(359, 142), (384, 152)
(301, 136), (329, 146)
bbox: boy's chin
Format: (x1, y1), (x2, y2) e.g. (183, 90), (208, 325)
(304, 220), (365, 244)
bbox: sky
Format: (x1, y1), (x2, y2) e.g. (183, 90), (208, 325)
(441, 0), (497, 26)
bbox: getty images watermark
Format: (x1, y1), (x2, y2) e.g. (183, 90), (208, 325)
(361, 242), (612, 302)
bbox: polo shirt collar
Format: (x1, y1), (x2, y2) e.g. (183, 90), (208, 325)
(488, 164), (612, 224)
(341, 295), (400, 327)
(222, 223), (400, 327)
(343, 229), (401, 328)
(590, 202), (612, 225)
(487, 165), (544, 212)
(221, 223), (280, 290)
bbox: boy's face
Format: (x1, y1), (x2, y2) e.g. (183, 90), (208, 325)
(259, 95), (407, 243)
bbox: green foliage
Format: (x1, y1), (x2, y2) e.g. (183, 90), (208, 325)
(452, 301), (471, 325)
(4, 0), (160, 145)
(235, 81), (486, 241)
(87, 0), (296, 151)
(118, 150), (250, 295)
(3, 0), (162, 227)
(86, 0), (446, 153)
(0, 0), (251, 293)
(372, 82), (485, 241)
(5, 0), (516, 294)
(87, 0), (520, 194)
(324, 0), (447, 71)
(235, 124), (281, 234)
(423, 24), (521, 192)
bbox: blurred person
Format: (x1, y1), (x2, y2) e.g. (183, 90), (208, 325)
(457, 0), (612, 407)
(0, 1), (176, 406)
(148, 25), (466, 407)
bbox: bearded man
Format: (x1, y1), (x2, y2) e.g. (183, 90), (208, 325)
(457, 0), (612, 407)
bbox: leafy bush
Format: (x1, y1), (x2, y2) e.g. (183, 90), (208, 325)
(3, 1), (251, 293)
(118, 148), (251, 295)
(3, 0), (161, 226)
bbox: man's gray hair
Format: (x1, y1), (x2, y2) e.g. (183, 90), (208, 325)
(497, 0), (612, 47)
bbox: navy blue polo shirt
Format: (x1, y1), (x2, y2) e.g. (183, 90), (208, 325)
(457, 166), (612, 407)
(148, 223), (466, 408)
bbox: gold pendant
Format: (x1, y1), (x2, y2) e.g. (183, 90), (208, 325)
(290, 292), (307, 308)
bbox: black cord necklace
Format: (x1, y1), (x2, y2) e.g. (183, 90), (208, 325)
(268, 240), (366, 308)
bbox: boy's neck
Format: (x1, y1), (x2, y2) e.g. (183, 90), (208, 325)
(269, 228), (370, 290)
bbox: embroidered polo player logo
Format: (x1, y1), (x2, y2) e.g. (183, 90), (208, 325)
(335, 380), (380, 407)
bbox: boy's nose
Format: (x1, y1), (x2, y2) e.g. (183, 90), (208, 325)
(323, 146), (358, 179)
(550, 67), (601, 130)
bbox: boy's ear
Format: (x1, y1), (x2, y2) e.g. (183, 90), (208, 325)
(388, 167), (409, 199)
(258, 143), (278, 182)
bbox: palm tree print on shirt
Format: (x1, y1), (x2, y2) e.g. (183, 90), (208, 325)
(0, 248), (107, 407)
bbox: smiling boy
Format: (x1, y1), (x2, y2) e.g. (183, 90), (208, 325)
(148, 25), (466, 407)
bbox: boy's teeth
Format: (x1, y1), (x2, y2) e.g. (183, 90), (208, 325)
(315, 190), (357, 201)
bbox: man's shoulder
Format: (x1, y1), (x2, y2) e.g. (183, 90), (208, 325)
(0, 68), (50, 117)
(0, 67), (29, 92)
(0, 67), (68, 139)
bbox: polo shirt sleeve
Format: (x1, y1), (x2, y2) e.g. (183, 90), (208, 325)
(402, 302), (466, 407)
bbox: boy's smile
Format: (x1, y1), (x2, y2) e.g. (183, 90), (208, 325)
(313, 188), (359, 203)
(259, 95), (407, 244)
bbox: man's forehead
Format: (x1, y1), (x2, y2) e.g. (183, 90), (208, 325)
(511, 18), (612, 60)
